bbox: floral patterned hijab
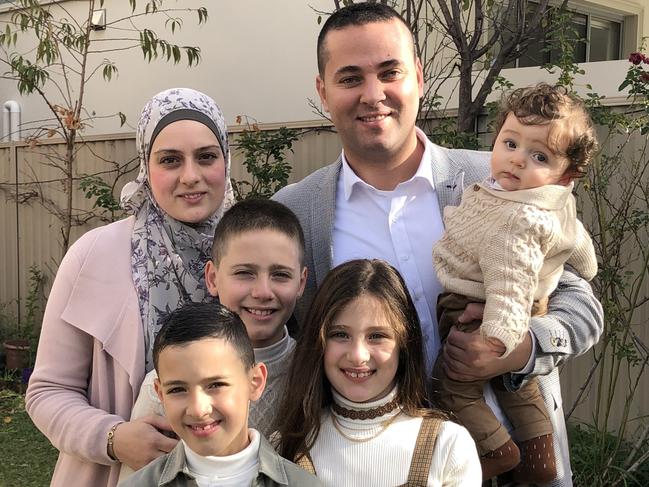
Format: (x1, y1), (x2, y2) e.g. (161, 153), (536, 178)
(120, 88), (235, 371)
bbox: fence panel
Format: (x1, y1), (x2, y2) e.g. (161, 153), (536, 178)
(1, 126), (646, 433)
(560, 126), (649, 434)
(0, 145), (18, 315)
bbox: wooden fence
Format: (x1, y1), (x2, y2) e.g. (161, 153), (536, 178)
(0, 125), (646, 433)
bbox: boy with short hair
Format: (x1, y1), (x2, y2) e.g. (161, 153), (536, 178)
(120, 302), (319, 486)
(204, 198), (307, 434)
(432, 83), (599, 483)
(126, 199), (306, 441)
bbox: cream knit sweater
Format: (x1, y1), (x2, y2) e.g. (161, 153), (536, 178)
(309, 388), (481, 487)
(432, 182), (597, 356)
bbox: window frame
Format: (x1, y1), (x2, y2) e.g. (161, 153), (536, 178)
(506, 1), (627, 68)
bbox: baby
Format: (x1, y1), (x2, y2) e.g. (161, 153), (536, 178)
(432, 83), (599, 483)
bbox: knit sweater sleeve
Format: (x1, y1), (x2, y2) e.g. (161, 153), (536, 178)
(479, 206), (556, 356)
(566, 218), (598, 281)
(129, 370), (164, 420)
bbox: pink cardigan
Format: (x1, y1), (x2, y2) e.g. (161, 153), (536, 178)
(26, 216), (145, 487)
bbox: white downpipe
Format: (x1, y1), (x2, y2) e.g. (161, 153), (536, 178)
(3, 100), (21, 141)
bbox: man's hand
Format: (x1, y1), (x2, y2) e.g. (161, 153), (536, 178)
(112, 415), (178, 471)
(442, 303), (532, 381)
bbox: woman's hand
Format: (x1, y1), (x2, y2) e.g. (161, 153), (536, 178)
(112, 415), (178, 470)
(442, 303), (532, 382)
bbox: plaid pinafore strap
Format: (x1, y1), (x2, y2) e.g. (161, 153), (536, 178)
(294, 417), (443, 486)
(295, 452), (317, 475)
(399, 417), (443, 486)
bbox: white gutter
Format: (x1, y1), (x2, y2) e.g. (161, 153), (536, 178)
(3, 100), (21, 141)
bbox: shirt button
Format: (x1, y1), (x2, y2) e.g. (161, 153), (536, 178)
(473, 184), (480, 191)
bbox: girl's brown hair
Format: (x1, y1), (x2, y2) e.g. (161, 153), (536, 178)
(275, 259), (434, 463)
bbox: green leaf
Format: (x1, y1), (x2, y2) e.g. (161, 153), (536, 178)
(165, 18), (182, 34)
(197, 7), (208, 24)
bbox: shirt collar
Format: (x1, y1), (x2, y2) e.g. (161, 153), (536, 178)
(257, 433), (290, 484)
(485, 176), (506, 191)
(341, 127), (435, 200)
(157, 442), (191, 486)
(157, 431), (290, 486)
(183, 431), (259, 479)
(477, 180), (575, 210)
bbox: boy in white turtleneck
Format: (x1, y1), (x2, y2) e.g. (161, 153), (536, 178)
(119, 302), (320, 487)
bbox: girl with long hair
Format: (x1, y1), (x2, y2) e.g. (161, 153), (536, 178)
(275, 259), (480, 486)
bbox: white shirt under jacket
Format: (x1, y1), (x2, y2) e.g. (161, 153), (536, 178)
(332, 128), (445, 368)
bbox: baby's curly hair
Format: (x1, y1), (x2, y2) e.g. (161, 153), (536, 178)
(493, 83), (599, 178)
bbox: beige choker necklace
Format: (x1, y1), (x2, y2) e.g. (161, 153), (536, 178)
(331, 396), (400, 420)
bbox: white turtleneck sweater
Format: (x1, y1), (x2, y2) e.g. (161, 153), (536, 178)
(183, 429), (260, 487)
(309, 388), (481, 487)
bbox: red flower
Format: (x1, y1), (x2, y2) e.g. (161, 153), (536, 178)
(641, 72), (649, 83)
(629, 52), (645, 65)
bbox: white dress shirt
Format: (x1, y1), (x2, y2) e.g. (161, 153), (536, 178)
(333, 128), (445, 368)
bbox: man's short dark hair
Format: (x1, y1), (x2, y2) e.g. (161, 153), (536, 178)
(153, 302), (255, 371)
(211, 198), (306, 266)
(317, 2), (415, 76)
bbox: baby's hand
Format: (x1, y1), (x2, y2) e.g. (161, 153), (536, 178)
(457, 302), (485, 324)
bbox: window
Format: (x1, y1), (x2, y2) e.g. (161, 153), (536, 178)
(506, 3), (623, 68)
(589, 18), (621, 62)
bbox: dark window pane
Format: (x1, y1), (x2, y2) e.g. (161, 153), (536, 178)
(500, 2), (622, 67)
(589, 19), (621, 61)
(518, 32), (550, 67)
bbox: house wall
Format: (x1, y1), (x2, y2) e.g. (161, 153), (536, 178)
(0, 0), (646, 138)
(0, 0), (332, 136)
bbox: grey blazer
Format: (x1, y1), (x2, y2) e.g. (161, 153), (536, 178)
(273, 139), (603, 487)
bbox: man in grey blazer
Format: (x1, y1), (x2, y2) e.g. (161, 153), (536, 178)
(274, 3), (602, 486)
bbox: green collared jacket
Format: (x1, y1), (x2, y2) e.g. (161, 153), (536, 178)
(118, 435), (321, 487)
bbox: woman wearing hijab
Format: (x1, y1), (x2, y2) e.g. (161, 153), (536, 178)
(25, 88), (235, 487)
